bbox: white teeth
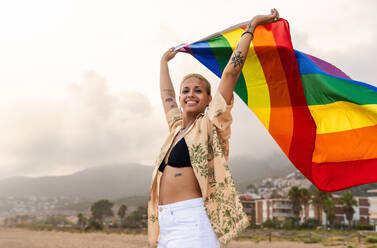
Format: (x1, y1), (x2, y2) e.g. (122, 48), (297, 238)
(186, 101), (197, 104)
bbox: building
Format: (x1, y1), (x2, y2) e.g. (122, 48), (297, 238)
(332, 195), (369, 225)
(254, 198), (295, 225)
(369, 196), (377, 226)
(239, 194), (255, 223)
(240, 195), (370, 226)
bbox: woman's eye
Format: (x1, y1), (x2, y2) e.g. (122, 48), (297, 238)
(183, 90), (189, 93)
(195, 90), (202, 93)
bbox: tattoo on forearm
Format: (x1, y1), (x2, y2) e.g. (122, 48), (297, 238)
(174, 173), (182, 177)
(165, 98), (174, 102)
(231, 51), (245, 69)
(170, 103), (177, 109)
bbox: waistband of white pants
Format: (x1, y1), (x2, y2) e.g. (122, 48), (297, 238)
(158, 197), (204, 211)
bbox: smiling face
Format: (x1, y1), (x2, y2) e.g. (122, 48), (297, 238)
(179, 77), (212, 115)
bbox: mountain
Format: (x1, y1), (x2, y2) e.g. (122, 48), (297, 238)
(0, 163), (153, 200)
(0, 155), (295, 200)
(228, 154), (296, 191)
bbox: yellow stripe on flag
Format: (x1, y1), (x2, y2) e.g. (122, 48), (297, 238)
(309, 101), (377, 134)
(222, 28), (271, 129)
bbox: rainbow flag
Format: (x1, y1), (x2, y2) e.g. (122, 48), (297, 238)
(176, 19), (377, 192)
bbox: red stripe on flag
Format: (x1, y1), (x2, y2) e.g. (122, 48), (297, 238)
(271, 20), (317, 182)
(313, 158), (377, 192)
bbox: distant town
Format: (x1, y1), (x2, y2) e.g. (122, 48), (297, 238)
(1, 171), (377, 231)
(240, 172), (377, 229)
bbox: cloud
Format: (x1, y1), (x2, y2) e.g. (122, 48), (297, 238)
(0, 71), (167, 179)
(1, 1), (376, 180)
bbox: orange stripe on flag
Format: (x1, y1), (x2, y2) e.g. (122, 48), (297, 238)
(313, 124), (377, 163)
(252, 26), (294, 155)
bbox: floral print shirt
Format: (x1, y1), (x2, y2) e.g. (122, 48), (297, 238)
(147, 90), (249, 247)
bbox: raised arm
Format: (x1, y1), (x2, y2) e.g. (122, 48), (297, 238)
(218, 8), (280, 104)
(160, 47), (179, 114)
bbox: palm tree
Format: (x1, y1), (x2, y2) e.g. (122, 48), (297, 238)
(76, 212), (87, 230)
(118, 204), (128, 228)
(323, 198), (336, 228)
(311, 188), (331, 224)
(300, 188), (311, 220)
(288, 186), (302, 221)
(339, 191), (357, 230)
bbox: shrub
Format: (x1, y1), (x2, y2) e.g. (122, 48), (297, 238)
(303, 236), (322, 243)
(246, 220), (259, 229)
(354, 222), (374, 231)
(262, 218), (281, 229)
(282, 218), (298, 230)
(300, 218), (321, 229)
(367, 237), (377, 243)
(86, 218), (103, 230)
(333, 222), (346, 230)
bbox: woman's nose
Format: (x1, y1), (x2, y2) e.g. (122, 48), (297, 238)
(188, 90), (195, 97)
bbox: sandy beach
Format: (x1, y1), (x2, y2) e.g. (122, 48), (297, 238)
(0, 227), (359, 248)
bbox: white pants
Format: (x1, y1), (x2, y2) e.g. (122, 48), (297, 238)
(158, 197), (220, 248)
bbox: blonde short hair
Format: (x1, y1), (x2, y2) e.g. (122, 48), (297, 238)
(180, 73), (211, 96)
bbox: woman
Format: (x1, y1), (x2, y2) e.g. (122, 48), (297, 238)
(148, 9), (280, 248)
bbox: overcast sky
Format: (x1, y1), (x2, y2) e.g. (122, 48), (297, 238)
(0, 0), (376, 179)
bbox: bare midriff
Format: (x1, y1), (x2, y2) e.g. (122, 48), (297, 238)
(159, 165), (202, 205)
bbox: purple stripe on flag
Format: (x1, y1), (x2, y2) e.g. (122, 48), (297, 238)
(303, 52), (351, 80)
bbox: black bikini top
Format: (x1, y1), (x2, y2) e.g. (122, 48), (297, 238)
(158, 137), (192, 172)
